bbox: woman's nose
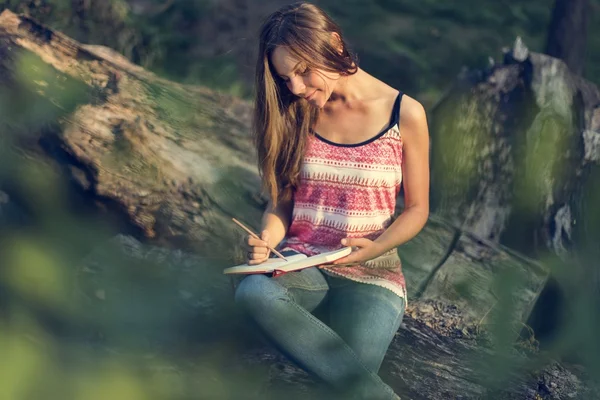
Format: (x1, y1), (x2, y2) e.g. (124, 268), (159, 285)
(287, 76), (306, 96)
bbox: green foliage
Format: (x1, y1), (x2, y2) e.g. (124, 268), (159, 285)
(3, 0), (599, 105)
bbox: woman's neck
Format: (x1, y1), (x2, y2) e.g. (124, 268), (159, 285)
(327, 68), (379, 107)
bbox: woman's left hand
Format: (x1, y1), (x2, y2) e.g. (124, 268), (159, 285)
(331, 238), (386, 265)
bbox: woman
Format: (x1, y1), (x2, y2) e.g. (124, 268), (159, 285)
(235, 2), (429, 399)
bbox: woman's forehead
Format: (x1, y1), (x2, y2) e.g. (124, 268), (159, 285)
(271, 46), (301, 74)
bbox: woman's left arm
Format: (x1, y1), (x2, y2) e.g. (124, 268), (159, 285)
(333, 96), (430, 264)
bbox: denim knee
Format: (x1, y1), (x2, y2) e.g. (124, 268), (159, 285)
(234, 274), (287, 314)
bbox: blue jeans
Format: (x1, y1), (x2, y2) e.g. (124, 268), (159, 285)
(234, 266), (405, 399)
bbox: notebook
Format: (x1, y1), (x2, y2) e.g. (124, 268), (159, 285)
(223, 247), (352, 276)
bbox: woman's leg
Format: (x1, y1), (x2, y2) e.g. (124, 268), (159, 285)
(235, 267), (399, 399)
(326, 277), (406, 374)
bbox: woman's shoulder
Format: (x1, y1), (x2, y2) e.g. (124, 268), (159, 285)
(370, 82), (426, 129)
(398, 93), (428, 138)
(398, 93), (426, 123)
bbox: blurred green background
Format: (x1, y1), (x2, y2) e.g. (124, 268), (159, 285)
(1, 0), (600, 399)
(2, 0), (599, 106)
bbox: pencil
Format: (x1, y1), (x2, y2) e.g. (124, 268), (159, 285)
(232, 218), (288, 261)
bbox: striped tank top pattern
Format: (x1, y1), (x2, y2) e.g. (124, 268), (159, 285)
(282, 92), (407, 300)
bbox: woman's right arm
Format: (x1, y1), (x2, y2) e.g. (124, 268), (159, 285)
(245, 198), (293, 265)
(261, 198), (293, 248)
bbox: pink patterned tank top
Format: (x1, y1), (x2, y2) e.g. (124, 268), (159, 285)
(282, 92), (407, 300)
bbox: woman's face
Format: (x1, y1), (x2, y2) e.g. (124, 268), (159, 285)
(270, 46), (340, 108)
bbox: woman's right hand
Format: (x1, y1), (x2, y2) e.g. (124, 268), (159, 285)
(245, 230), (271, 265)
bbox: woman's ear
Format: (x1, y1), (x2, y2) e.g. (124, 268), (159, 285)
(331, 32), (344, 55)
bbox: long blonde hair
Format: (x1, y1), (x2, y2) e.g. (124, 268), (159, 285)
(253, 2), (357, 206)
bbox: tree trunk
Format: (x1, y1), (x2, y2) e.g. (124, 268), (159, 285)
(545, 0), (591, 75)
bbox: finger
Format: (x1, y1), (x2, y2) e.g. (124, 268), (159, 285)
(248, 255), (269, 265)
(332, 256), (349, 265)
(246, 253), (258, 264)
(245, 242), (269, 252)
(244, 243), (259, 253)
(249, 242), (269, 250)
(250, 248), (269, 257)
(247, 236), (268, 247)
(340, 237), (371, 248)
(246, 247), (269, 259)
